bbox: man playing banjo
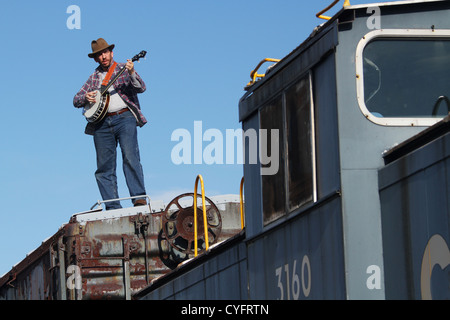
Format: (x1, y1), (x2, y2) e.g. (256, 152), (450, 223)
(73, 38), (148, 210)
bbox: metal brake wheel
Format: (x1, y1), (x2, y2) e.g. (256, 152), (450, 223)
(161, 193), (222, 256)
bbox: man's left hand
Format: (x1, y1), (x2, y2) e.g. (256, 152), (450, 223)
(126, 59), (135, 75)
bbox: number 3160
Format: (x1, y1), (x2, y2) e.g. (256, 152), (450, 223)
(275, 255), (311, 300)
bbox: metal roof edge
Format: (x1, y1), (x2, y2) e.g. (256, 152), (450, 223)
(347, 0), (446, 10)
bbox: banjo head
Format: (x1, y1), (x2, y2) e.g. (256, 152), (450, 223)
(84, 91), (109, 123)
(84, 91), (101, 117)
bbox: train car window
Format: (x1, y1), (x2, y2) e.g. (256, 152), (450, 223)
(259, 74), (316, 226)
(285, 75), (315, 211)
(260, 95), (286, 225)
(356, 29), (450, 126)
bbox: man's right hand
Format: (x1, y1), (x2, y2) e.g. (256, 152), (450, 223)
(86, 91), (97, 103)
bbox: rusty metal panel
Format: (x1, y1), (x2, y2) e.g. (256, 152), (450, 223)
(0, 230), (64, 300)
(66, 205), (170, 300)
(0, 194), (242, 300)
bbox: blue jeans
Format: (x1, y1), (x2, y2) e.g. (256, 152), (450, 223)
(93, 110), (146, 210)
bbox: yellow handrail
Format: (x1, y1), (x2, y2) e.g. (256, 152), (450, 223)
(194, 174), (209, 256)
(316, 0), (351, 21)
(246, 58), (281, 88)
(240, 177), (245, 229)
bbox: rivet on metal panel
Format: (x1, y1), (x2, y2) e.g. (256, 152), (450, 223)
(129, 240), (140, 253)
(81, 243), (91, 256)
(78, 225), (84, 235)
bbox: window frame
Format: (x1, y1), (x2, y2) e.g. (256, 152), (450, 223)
(284, 72), (317, 212)
(355, 29), (450, 126)
(259, 72), (317, 226)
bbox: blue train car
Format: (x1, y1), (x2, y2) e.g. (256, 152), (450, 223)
(135, 0), (450, 300)
(380, 117), (450, 299)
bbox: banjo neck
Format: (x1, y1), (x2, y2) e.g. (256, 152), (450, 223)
(100, 50), (147, 96)
(100, 64), (127, 95)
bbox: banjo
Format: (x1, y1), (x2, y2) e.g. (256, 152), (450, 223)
(83, 50), (147, 123)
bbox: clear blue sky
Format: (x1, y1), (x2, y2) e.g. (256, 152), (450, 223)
(0, 0), (371, 276)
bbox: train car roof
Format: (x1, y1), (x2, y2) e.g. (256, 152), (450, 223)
(347, 0), (446, 9)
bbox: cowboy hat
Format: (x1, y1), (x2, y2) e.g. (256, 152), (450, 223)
(88, 38), (115, 58)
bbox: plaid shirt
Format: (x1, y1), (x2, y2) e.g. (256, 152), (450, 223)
(73, 60), (147, 135)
